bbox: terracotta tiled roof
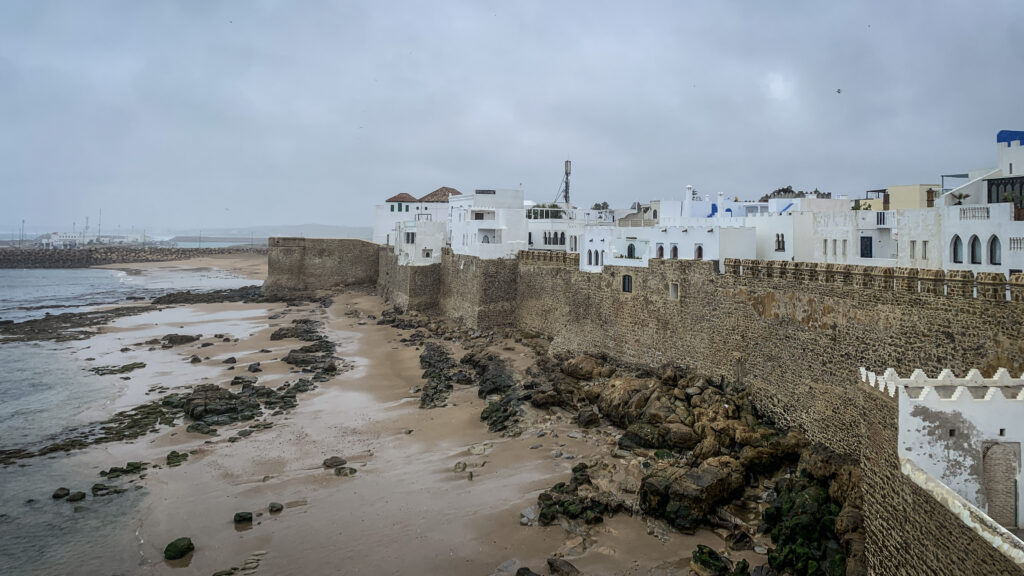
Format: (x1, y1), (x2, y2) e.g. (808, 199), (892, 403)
(385, 193), (418, 203)
(419, 187), (462, 203)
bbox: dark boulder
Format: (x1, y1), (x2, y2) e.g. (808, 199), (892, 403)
(546, 557), (582, 576)
(162, 334), (200, 347)
(163, 537), (194, 560)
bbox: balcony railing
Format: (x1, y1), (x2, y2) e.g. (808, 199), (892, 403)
(959, 206), (990, 220)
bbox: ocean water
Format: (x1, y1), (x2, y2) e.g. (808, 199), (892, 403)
(0, 267), (256, 322)
(0, 267), (259, 574)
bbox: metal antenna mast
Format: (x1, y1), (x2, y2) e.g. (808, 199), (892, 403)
(563, 160), (571, 206)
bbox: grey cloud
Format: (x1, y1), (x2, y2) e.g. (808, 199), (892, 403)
(1, 0), (1021, 234)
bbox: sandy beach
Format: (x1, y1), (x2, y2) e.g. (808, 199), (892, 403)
(94, 253), (269, 282)
(3, 256), (770, 575)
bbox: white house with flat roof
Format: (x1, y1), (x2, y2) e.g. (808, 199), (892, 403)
(448, 189), (528, 259)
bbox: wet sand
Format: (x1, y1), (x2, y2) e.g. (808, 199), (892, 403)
(60, 289), (767, 576)
(94, 253), (268, 282)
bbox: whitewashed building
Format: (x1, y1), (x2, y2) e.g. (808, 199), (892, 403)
(372, 187), (461, 245)
(449, 189), (528, 259)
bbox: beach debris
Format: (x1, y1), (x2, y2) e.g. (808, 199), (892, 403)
(454, 461), (467, 473)
(334, 466), (358, 477)
(163, 537), (194, 560)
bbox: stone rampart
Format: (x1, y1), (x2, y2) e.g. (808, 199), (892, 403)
(0, 246), (266, 269)
(514, 254), (1024, 575)
(377, 247), (441, 312)
(263, 237), (378, 296)
(439, 248), (518, 329)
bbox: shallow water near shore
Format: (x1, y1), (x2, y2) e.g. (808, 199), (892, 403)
(0, 267), (254, 323)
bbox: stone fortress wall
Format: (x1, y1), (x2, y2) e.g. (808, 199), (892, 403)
(263, 237), (378, 297)
(267, 238), (1024, 574)
(376, 246), (441, 312)
(0, 246), (266, 269)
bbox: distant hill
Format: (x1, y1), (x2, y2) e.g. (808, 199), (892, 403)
(163, 224), (372, 241)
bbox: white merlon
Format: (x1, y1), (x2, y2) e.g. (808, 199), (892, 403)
(860, 367), (1024, 401)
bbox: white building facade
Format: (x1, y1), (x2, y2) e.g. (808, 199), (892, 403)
(448, 189), (528, 259)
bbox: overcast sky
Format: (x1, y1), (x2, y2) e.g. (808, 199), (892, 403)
(2, 0), (1022, 234)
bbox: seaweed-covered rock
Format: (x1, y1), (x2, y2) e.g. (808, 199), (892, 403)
(480, 390), (522, 434)
(639, 457), (745, 531)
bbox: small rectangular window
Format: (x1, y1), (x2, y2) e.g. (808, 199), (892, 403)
(910, 240), (916, 259)
(390, 205), (395, 212)
(832, 239), (837, 256)
(842, 239), (847, 256)
(404, 232), (416, 244)
(1000, 428), (1006, 437)
(922, 241), (928, 259)
(949, 429), (956, 438)
(823, 239), (828, 256)
(669, 283), (679, 300)
(622, 275), (633, 293)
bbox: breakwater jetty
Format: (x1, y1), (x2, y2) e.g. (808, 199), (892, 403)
(0, 247), (267, 269)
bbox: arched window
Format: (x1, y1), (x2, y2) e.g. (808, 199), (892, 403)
(989, 236), (1002, 265)
(587, 250), (592, 265)
(481, 235), (490, 244)
(627, 243), (636, 259)
(657, 245), (664, 258)
(622, 274), (633, 293)
(970, 235), (982, 264)
(779, 234), (786, 251)
(952, 235), (963, 263)
(671, 245), (678, 259)
(695, 245), (703, 259)
(560, 232), (566, 245)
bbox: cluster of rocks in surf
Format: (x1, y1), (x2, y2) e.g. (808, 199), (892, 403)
(150, 285), (263, 305)
(0, 305), (160, 342)
(516, 353), (865, 576)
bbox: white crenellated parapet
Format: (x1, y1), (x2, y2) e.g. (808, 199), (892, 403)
(860, 367), (1024, 401)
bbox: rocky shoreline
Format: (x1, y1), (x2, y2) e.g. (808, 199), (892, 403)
(375, 306), (865, 576)
(4, 283), (864, 575)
